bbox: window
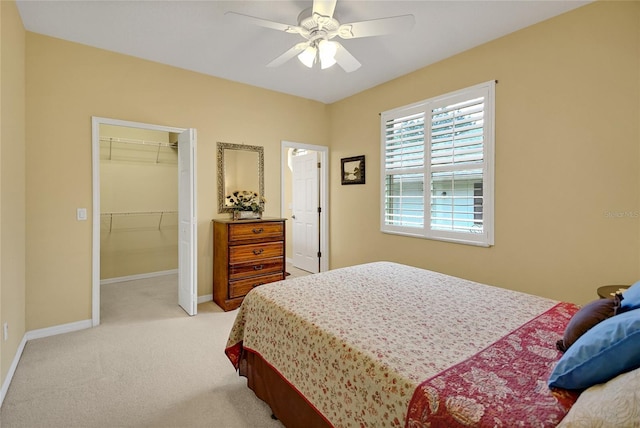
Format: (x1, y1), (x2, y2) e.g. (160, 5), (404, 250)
(380, 81), (495, 246)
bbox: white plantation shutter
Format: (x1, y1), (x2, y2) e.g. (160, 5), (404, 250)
(430, 97), (485, 167)
(381, 81), (495, 246)
(383, 108), (425, 229)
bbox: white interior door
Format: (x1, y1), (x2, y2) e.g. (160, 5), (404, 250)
(292, 151), (319, 273)
(178, 129), (197, 316)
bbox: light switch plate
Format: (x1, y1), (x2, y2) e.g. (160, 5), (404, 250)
(77, 208), (87, 221)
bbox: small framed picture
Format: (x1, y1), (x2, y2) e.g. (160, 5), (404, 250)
(341, 155), (365, 185)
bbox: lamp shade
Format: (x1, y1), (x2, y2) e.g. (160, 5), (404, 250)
(318, 40), (337, 69)
(297, 45), (317, 68)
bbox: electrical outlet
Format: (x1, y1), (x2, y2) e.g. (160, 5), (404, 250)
(3, 322), (8, 341)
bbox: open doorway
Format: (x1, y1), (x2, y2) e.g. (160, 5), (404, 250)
(92, 117), (197, 326)
(281, 141), (329, 273)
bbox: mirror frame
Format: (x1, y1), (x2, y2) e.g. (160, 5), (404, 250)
(217, 142), (264, 214)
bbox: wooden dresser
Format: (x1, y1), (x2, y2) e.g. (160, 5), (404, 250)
(212, 218), (286, 311)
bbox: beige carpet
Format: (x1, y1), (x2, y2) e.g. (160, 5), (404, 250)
(0, 272), (307, 428)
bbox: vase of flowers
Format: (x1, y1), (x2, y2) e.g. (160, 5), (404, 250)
(226, 190), (265, 220)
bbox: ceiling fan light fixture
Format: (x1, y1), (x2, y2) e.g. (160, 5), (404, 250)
(298, 45), (317, 68)
(318, 40), (337, 69)
(228, 1), (414, 73)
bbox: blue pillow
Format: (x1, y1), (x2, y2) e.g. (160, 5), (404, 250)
(548, 309), (640, 390)
(620, 280), (640, 312)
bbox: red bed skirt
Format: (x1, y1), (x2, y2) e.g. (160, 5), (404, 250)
(238, 349), (332, 428)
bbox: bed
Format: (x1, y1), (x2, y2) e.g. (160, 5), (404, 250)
(224, 262), (638, 427)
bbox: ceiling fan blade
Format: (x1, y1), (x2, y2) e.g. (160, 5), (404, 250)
(225, 11), (304, 34)
(267, 43), (309, 68)
(338, 14), (415, 39)
(333, 42), (361, 73)
(312, 0), (337, 19)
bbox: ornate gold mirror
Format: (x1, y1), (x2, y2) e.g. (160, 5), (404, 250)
(217, 142), (264, 214)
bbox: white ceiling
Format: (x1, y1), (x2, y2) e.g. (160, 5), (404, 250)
(16, 0), (591, 104)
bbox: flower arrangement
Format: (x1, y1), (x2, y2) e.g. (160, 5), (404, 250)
(226, 190), (265, 213)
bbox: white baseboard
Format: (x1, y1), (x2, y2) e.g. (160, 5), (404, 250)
(1, 318), (91, 408)
(1, 334), (27, 408)
(198, 294), (213, 304)
(100, 269), (178, 285)
(25, 319), (93, 341)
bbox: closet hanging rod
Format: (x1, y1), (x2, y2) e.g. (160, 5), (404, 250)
(101, 211), (178, 232)
(99, 136), (176, 148)
(100, 136), (177, 162)
(101, 211), (178, 216)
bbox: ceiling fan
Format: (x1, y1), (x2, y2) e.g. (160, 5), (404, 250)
(225, 0), (415, 72)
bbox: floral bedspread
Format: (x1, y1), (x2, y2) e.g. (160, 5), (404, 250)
(406, 302), (579, 427)
(225, 262), (574, 427)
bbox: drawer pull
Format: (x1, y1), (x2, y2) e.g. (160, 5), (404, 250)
(253, 248), (264, 255)
(253, 265), (264, 271)
(252, 282), (264, 288)
(252, 228), (264, 234)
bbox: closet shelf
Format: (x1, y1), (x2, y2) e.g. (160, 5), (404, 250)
(101, 211), (177, 232)
(100, 136), (177, 164)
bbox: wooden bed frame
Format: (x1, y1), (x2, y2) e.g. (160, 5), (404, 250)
(240, 350), (330, 427)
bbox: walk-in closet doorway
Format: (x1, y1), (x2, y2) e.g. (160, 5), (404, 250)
(91, 117), (197, 326)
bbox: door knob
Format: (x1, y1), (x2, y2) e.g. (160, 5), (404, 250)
(292, 215), (296, 219)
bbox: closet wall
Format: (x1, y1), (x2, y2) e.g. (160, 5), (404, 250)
(99, 124), (178, 280)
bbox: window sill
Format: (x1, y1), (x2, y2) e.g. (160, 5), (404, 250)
(381, 229), (492, 247)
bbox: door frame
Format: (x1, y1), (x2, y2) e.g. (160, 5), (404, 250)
(91, 117), (194, 326)
(281, 141), (329, 273)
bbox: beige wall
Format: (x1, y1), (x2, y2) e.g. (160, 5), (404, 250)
(25, 32), (329, 330)
(99, 125), (178, 279)
(328, 0), (640, 305)
(0, 0), (26, 388)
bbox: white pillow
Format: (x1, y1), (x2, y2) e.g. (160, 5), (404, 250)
(558, 366), (640, 427)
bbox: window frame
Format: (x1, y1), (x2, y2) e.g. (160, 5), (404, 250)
(380, 80), (495, 247)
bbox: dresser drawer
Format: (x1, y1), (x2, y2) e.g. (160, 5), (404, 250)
(229, 273), (284, 298)
(229, 257), (284, 280)
(229, 241), (283, 263)
(229, 222), (284, 243)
